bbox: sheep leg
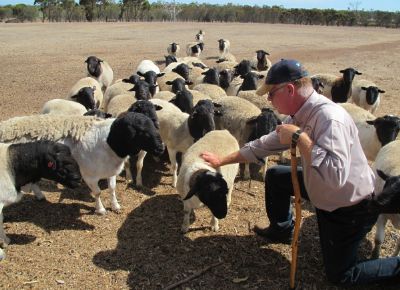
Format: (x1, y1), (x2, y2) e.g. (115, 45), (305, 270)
(86, 179), (106, 215)
(108, 176), (120, 213)
(371, 214), (388, 259)
(390, 215), (400, 257)
(135, 150), (147, 187)
(0, 205), (10, 248)
(243, 163), (251, 180)
(124, 158), (132, 183)
(31, 183), (45, 201)
(181, 201), (191, 233)
(211, 215), (219, 232)
(167, 149), (178, 187)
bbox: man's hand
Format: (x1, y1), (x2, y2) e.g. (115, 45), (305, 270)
(200, 151), (221, 168)
(276, 124), (300, 145)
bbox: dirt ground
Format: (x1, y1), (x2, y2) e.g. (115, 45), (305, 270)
(1, 22), (400, 290)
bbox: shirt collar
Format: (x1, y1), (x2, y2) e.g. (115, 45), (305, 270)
(291, 90), (321, 126)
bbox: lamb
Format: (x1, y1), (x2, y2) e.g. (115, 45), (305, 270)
(213, 96), (281, 179)
(195, 30), (205, 42)
(351, 79), (385, 114)
(251, 50), (271, 72)
(186, 42), (203, 57)
(218, 39), (230, 57)
(135, 98), (218, 187)
(67, 77), (103, 109)
(0, 113), (164, 215)
(102, 74), (140, 111)
(341, 103), (400, 161)
(136, 59), (165, 96)
(370, 140), (400, 259)
(177, 129), (239, 233)
(41, 99), (87, 116)
(0, 141), (81, 250)
(85, 56), (114, 91)
(312, 68), (362, 102)
(167, 42), (180, 56)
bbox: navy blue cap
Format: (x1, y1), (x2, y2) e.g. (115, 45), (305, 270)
(257, 59), (308, 96)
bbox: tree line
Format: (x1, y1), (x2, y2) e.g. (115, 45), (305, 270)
(1, 1), (399, 28)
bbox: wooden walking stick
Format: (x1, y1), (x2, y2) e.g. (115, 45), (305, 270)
(289, 134), (302, 290)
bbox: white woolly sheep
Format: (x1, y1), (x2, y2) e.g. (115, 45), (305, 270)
(167, 42), (180, 56)
(213, 96), (281, 179)
(0, 141), (81, 250)
(106, 94), (136, 117)
(218, 39), (230, 57)
(312, 68), (362, 102)
(176, 129), (239, 233)
(136, 59), (165, 96)
(0, 113), (164, 215)
(85, 56), (114, 91)
(351, 79), (385, 114)
(186, 42), (203, 57)
(371, 140), (400, 259)
(192, 83), (227, 100)
(134, 98), (218, 187)
(341, 103), (400, 161)
(195, 30), (205, 42)
(102, 75), (141, 111)
(216, 52), (237, 63)
(41, 99), (87, 116)
(67, 77), (104, 109)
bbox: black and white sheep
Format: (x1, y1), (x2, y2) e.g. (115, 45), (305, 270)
(136, 60), (165, 96)
(167, 42), (180, 57)
(158, 63), (191, 92)
(0, 113), (164, 215)
(341, 103), (400, 161)
(370, 140), (400, 258)
(0, 141), (81, 252)
(67, 77), (103, 109)
(186, 42), (203, 57)
(195, 30), (205, 42)
(85, 56), (114, 91)
(312, 68), (362, 102)
(251, 50), (271, 72)
(214, 96), (281, 179)
(177, 129), (239, 233)
(165, 55), (178, 67)
(351, 79), (385, 114)
(41, 99), (88, 116)
(134, 98), (218, 187)
(311, 76), (325, 94)
(218, 39), (230, 58)
(102, 75), (141, 111)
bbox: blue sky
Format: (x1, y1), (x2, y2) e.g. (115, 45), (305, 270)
(1, 0), (399, 12)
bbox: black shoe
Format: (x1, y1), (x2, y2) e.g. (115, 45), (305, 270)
(253, 222), (294, 244)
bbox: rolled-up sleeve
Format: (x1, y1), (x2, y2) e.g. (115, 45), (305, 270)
(309, 120), (353, 189)
(240, 131), (289, 165)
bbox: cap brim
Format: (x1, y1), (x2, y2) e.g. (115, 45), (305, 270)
(256, 83), (273, 96)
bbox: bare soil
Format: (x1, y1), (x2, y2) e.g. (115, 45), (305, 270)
(0, 22), (400, 290)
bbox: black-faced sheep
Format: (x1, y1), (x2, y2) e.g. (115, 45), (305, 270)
(0, 113), (164, 215)
(177, 129), (239, 233)
(351, 79), (385, 114)
(67, 77), (103, 109)
(167, 42), (180, 56)
(85, 56), (114, 91)
(0, 141), (81, 252)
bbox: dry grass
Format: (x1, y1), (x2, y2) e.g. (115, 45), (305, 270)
(0, 22), (400, 290)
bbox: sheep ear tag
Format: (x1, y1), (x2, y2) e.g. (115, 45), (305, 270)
(48, 161), (56, 170)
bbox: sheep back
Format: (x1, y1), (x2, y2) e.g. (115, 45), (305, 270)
(41, 99), (87, 116)
(106, 94), (136, 117)
(103, 81), (135, 111)
(67, 77), (104, 108)
(192, 84), (227, 99)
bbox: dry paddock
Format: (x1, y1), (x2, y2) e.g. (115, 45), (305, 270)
(0, 22), (400, 290)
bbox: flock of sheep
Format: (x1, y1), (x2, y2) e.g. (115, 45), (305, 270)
(0, 29), (399, 265)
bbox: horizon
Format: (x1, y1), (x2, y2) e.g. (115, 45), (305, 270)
(0, 0), (399, 12)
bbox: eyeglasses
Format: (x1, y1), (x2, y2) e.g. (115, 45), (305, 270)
(267, 84), (286, 101)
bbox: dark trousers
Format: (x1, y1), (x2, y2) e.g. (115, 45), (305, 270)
(265, 165), (400, 285)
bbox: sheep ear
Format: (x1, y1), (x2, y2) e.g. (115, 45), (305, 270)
(165, 81), (173, 85)
(184, 187), (197, 200)
(201, 71), (207, 75)
(98, 59), (103, 63)
(377, 169), (389, 181)
(339, 70), (344, 73)
(258, 75), (265, 79)
(71, 93), (78, 99)
(320, 82), (325, 88)
(265, 51), (270, 55)
(212, 102), (222, 108)
(361, 87), (367, 90)
(122, 78), (130, 83)
(366, 120), (375, 125)
(185, 80), (193, 85)
(157, 73), (165, 77)
(379, 89), (385, 93)
(105, 113), (112, 118)
(214, 109), (223, 116)
(356, 71), (362, 75)
(137, 71), (144, 76)
(250, 65), (257, 70)
(154, 104), (163, 111)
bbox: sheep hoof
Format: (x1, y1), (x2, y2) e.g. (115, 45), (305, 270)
(0, 238), (10, 248)
(0, 248), (5, 261)
(211, 224), (219, 232)
(95, 208), (107, 215)
(181, 225), (189, 233)
(112, 206), (122, 214)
